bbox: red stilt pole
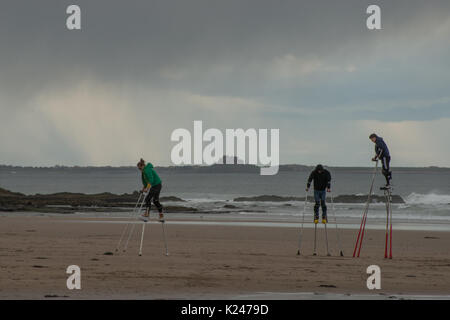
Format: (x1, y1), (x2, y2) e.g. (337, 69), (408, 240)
(357, 213), (368, 257)
(353, 212), (365, 257)
(353, 161), (378, 258)
(389, 195), (393, 259)
(384, 190), (389, 259)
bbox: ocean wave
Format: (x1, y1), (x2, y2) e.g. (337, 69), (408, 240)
(404, 193), (450, 205)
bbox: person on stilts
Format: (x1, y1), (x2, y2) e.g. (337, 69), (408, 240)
(306, 164), (331, 224)
(137, 158), (164, 222)
(369, 133), (392, 188)
(369, 133), (394, 258)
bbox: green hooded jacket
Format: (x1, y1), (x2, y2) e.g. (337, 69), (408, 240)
(141, 163), (162, 187)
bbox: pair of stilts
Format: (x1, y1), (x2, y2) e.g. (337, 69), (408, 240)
(382, 186), (393, 259)
(297, 191), (344, 257)
(353, 161), (393, 258)
(115, 191), (169, 256)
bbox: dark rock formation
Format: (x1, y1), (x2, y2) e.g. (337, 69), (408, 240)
(0, 188), (193, 213)
(233, 194), (404, 204)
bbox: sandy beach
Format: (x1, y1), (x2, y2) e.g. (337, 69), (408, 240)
(1, 215), (449, 299)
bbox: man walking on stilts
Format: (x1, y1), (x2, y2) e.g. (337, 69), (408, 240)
(369, 133), (392, 188)
(137, 158), (164, 222)
(369, 133), (393, 258)
(306, 164), (332, 224)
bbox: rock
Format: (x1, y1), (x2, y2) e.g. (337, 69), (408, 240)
(234, 195), (301, 202)
(0, 187), (190, 213)
(223, 204), (238, 209)
(233, 194), (405, 204)
(160, 196), (185, 202)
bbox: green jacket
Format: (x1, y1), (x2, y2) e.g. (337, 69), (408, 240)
(141, 163), (162, 187)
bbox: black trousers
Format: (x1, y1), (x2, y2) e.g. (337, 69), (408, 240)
(381, 156), (392, 184)
(144, 183), (163, 213)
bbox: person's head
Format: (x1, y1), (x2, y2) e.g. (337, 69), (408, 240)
(137, 158), (145, 171)
(369, 133), (378, 143)
(315, 164), (324, 173)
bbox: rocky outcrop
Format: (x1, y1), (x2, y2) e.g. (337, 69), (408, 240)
(0, 188), (193, 213)
(233, 194), (405, 204)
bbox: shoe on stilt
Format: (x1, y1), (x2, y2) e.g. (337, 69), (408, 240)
(314, 214), (319, 224)
(158, 213), (165, 222)
(322, 216), (328, 224)
(140, 214), (149, 222)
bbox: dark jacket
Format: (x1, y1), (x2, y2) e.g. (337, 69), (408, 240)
(374, 137), (390, 158)
(307, 169), (331, 191)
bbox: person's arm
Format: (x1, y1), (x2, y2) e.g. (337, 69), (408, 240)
(148, 168), (155, 188)
(141, 173), (146, 188)
(372, 143), (383, 161)
(145, 167), (154, 188)
(142, 168), (152, 192)
(306, 172), (314, 190)
(376, 141), (384, 158)
(326, 171), (331, 191)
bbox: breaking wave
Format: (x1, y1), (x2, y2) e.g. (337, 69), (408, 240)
(404, 193), (450, 205)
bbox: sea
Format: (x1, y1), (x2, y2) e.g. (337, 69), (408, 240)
(1, 166), (450, 229)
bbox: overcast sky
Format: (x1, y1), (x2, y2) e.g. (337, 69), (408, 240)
(1, 0), (450, 167)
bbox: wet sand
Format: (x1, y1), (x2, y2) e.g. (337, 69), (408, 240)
(1, 215), (449, 299)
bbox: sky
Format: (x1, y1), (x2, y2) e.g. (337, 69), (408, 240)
(1, 0), (450, 167)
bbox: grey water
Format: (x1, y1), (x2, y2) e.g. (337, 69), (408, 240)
(1, 166), (450, 224)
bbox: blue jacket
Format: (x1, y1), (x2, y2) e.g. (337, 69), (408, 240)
(375, 137), (390, 158)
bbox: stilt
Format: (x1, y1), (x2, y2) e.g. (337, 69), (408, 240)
(123, 191), (148, 253)
(353, 161), (378, 257)
(115, 192), (143, 253)
(385, 188), (392, 259)
(389, 195), (393, 259)
(382, 187), (393, 259)
(313, 223), (318, 256)
(117, 190), (169, 257)
(297, 191), (309, 255)
(324, 223), (331, 256)
(138, 221), (146, 256)
(161, 221), (169, 256)
(330, 192), (344, 256)
(383, 189), (389, 259)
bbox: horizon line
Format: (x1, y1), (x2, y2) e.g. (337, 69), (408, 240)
(1, 164), (449, 169)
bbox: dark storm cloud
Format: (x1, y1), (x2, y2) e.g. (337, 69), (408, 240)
(1, 0), (450, 166)
(1, 0), (449, 99)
